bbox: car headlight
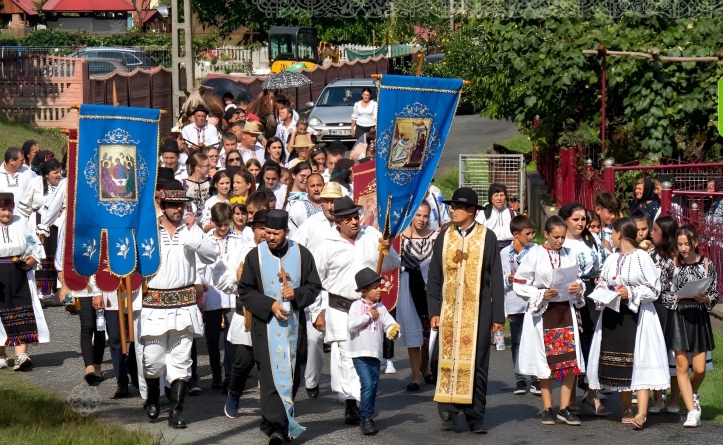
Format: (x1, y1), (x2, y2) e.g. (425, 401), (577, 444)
(309, 117), (323, 126)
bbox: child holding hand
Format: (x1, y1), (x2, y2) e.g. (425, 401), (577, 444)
(347, 267), (400, 436)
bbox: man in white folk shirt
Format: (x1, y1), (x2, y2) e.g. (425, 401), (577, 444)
(181, 105), (220, 153)
(290, 181), (343, 398)
(235, 121), (266, 165)
(0, 146), (35, 208)
(314, 196), (400, 424)
(287, 173), (324, 238)
(142, 179), (221, 429)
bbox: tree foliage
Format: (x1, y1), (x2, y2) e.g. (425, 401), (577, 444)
(425, 7), (723, 162)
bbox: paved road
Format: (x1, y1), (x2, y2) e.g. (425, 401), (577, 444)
(17, 306), (723, 445)
(434, 113), (520, 177)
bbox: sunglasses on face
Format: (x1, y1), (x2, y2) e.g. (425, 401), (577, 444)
(342, 214), (360, 223)
(228, 157), (241, 163)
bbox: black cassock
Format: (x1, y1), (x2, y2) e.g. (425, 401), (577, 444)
(238, 240), (322, 437)
(426, 223), (505, 430)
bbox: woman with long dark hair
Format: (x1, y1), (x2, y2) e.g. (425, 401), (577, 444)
(587, 217), (669, 430)
(259, 161), (286, 209)
(350, 87), (377, 141)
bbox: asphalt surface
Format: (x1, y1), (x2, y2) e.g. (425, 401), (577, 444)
(11, 304), (722, 445)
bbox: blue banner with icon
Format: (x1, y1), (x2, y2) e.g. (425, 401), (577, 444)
(375, 74), (463, 237)
(72, 104), (161, 277)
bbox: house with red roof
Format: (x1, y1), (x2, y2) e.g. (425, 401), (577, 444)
(0, 0), (39, 35)
(43, 0), (135, 34)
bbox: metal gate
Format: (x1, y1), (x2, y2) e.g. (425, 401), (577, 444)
(459, 153), (526, 213)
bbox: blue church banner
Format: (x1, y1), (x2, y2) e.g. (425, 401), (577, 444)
(375, 74), (463, 237)
(72, 104), (161, 277)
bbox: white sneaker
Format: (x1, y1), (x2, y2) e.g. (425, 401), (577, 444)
(664, 405), (680, 414)
(693, 393), (701, 412)
(683, 409), (701, 428)
(13, 353), (32, 371)
(0, 356), (7, 369)
(384, 359), (396, 374)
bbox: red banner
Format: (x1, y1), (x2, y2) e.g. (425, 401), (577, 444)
(352, 164), (400, 311)
(63, 129), (142, 293)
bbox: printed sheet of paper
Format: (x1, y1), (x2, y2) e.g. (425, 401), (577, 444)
(589, 287), (621, 312)
(550, 265), (580, 301)
(675, 277), (714, 298)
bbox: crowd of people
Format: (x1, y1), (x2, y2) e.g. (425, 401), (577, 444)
(0, 94), (718, 443)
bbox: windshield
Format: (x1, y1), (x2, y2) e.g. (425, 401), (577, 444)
(316, 86), (377, 107)
(270, 33), (294, 61)
(297, 29), (317, 61)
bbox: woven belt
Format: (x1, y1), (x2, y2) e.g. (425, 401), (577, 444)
(143, 285), (196, 309)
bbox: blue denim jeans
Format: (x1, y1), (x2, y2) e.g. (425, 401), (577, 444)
(352, 357), (381, 420)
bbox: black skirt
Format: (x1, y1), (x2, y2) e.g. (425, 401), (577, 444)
(35, 222), (58, 295)
(0, 259), (40, 346)
(598, 304), (639, 391)
(666, 303), (715, 353)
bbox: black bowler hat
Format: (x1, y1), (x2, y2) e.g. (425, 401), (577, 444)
(161, 139), (180, 154)
(0, 192), (14, 202)
(192, 105), (208, 115)
(157, 180), (190, 202)
(442, 187), (484, 210)
(252, 209), (267, 225)
(276, 93), (288, 103)
(157, 167), (175, 185)
(266, 209), (289, 230)
(354, 267), (383, 292)
(332, 196), (362, 217)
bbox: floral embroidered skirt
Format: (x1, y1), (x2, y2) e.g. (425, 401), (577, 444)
(0, 260), (40, 346)
(598, 305), (639, 391)
(543, 302), (580, 379)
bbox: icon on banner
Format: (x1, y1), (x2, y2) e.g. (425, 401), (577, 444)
(388, 118), (431, 169)
(99, 145), (137, 200)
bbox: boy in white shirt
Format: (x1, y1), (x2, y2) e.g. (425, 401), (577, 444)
(347, 268), (399, 436)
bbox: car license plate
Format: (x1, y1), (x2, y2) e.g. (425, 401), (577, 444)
(329, 129), (350, 136)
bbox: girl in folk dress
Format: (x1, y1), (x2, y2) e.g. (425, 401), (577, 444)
(668, 225), (718, 428)
(646, 216), (679, 413)
(282, 162), (312, 210)
(513, 216), (585, 426)
(587, 217), (669, 430)
(396, 202), (437, 391)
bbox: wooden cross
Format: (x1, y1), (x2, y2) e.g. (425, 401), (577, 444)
(453, 249), (468, 264)
(278, 266), (291, 286)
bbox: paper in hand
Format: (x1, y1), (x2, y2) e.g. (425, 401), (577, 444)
(589, 287), (621, 312)
(675, 277), (713, 298)
(550, 265), (580, 301)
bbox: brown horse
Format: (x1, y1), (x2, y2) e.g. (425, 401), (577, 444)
(247, 90), (278, 140)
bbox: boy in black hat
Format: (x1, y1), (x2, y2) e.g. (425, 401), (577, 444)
(347, 267), (399, 435)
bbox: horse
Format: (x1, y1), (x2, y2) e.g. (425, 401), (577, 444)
(246, 90), (278, 140)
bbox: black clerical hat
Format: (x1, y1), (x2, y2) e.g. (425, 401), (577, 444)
(161, 140), (180, 154)
(266, 209), (288, 230)
(157, 167), (175, 185)
(332, 196), (362, 217)
(442, 187), (484, 210)
(252, 209), (267, 225)
(354, 267), (383, 292)
(0, 192), (14, 203)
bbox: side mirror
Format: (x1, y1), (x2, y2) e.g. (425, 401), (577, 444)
(305, 101), (314, 108)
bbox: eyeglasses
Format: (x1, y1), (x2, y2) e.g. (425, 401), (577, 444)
(450, 204), (472, 210)
(342, 214), (360, 223)
(227, 157), (241, 163)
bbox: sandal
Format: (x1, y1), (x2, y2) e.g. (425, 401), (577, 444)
(581, 397), (609, 417)
(631, 413), (646, 430)
(621, 409), (635, 424)
(406, 382), (420, 391)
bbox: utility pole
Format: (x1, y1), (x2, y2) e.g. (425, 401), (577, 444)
(171, 0), (194, 123)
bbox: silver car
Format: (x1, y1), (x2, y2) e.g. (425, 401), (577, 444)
(305, 78), (378, 145)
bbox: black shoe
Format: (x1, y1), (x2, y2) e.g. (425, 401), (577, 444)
(441, 410), (452, 422)
(406, 382), (420, 391)
(268, 432), (285, 445)
(113, 384), (130, 399)
(514, 380), (527, 395)
(424, 374), (436, 385)
(344, 400), (361, 425)
(541, 408), (556, 425)
(530, 380), (542, 395)
(470, 422), (487, 434)
(306, 385), (319, 399)
(211, 374), (223, 390)
(145, 378), (161, 420)
(360, 418), (378, 435)
(168, 380), (188, 429)
(557, 408), (581, 425)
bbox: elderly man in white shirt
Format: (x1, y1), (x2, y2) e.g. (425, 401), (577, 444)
(141, 180), (220, 429)
(315, 196), (400, 424)
(474, 183), (515, 249)
(290, 181), (343, 398)
(0, 146), (35, 208)
(234, 121), (266, 165)
(181, 105), (220, 152)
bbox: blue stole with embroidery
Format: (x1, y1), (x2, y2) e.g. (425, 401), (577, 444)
(258, 240), (304, 440)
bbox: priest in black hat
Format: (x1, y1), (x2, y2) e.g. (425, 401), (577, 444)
(181, 104), (220, 152)
(427, 187), (504, 434)
(238, 209), (322, 444)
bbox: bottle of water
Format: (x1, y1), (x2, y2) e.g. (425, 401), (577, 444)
(495, 329), (505, 351)
(96, 308), (106, 331)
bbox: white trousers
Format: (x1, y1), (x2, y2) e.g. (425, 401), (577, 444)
(142, 328), (193, 384)
(133, 311), (166, 399)
(329, 340), (360, 402)
(304, 310), (325, 388)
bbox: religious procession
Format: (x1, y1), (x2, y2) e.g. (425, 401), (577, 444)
(0, 67), (721, 445)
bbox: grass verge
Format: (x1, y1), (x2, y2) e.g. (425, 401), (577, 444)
(0, 116), (66, 158)
(0, 369), (158, 445)
(699, 331), (723, 423)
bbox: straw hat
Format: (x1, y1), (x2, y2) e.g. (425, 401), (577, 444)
(320, 182), (343, 199)
(242, 120), (263, 136)
(291, 134), (315, 148)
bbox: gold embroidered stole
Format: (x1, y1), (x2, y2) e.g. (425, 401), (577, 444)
(433, 224), (487, 405)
